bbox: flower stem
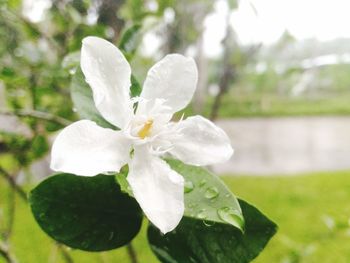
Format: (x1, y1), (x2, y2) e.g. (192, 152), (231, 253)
(126, 243), (138, 263)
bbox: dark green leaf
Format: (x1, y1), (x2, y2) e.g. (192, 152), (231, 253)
(29, 173), (143, 251)
(118, 24), (142, 60)
(167, 159), (244, 230)
(148, 199), (277, 263)
(70, 68), (115, 129)
(131, 74), (142, 97)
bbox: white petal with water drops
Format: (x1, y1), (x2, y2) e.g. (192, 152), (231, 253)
(169, 115), (233, 166)
(127, 147), (184, 234)
(51, 120), (131, 176)
(81, 36), (133, 128)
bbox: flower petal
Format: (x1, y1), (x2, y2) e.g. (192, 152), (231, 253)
(140, 54), (198, 115)
(81, 36), (132, 128)
(51, 120), (131, 176)
(170, 115), (233, 166)
(127, 147), (184, 234)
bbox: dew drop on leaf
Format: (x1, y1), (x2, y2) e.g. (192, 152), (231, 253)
(184, 180), (194, 193)
(197, 209), (207, 220)
(108, 231), (114, 241)
(81, 241), (89, 249)
(199, 179), (207, 187)
(203, 220), (215, 227)
(205, 187), (219, 199)
(39, 212), (46, 219)
(217, 207), (244, 229)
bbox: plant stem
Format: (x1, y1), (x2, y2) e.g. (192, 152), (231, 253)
(0, 108), (72, 126)
(56, 243), (74, 263)
(126, 243), (138, 263)
(0, 241), (17, 263)
(3, 186), (16, 241)
(0, 167), (27, 201)
(0, 166), (75, 262)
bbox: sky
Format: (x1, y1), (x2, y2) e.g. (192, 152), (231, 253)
(203, 0), (350, 57)
(233, 0), (350, 44)
(23, 0), (350, 58)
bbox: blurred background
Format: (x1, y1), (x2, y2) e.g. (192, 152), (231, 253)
(1, 0), (350, 262)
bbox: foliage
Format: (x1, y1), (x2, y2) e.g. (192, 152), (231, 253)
(29, 173), (143, 251)
(1, 171), (349, 262)
(0, 0), (279, 262)
(148, 199), (276, 263)
(27, 47), (276, 262)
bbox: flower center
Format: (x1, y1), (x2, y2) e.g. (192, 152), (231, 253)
(137, 119), (153, 139)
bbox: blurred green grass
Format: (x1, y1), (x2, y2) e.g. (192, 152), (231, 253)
(1, 171), (350, 263)
(184, 94), (350, 118)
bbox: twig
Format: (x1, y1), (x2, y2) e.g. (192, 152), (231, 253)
(56, 243), (74, 263)
(0, 167), (27, 201)
(0, 241), (17, 263)
(3, 185), (16, 241)
(0, 167), (75, 262)
(0, 108), (72, 126)
(0, 169), (20, 263)
(126, 243), (138, 263)
(209, 8), (235, 121)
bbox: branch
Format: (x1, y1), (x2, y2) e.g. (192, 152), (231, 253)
(126, 243), (138, 263)
(0, 241), (17, 263)
(56, 243), (74, 263)
(0, 167), (75, 262)
(0, 109), (72, 126)
(3, 185), (16, 241)
(0, 166), (27, 201)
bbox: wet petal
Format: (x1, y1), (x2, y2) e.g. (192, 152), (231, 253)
(140, 54), (198, 115)
(170, 116), (233, 166)
(81, 36), (132, 128)
(51, 120), (131, 176)
(127, 147), (184, 234)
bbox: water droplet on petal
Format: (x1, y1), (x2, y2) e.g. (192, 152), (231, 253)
(184, 181), (194, 193)
(217, 207), (244, 229)
(205, 187), (219, 199)
(225, 194), (230, 198)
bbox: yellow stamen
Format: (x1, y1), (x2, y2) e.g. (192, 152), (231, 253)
(137, 119), (153, 139)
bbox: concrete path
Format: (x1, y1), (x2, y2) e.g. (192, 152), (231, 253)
(212, 117), (350, 175)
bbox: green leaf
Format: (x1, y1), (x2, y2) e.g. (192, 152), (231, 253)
(166, 159), (244, 230)
(130, 74), (142, 97)
(115, 165), (133, 196)
(118, 24), (142, 60)
(29, 173), (143, 251)
(62, 51), (80, 72)
(147, 199), (277, 263)
(228, 0), (238, 9)
(70, 66), (141, 127)
(70, 68), (115, 129)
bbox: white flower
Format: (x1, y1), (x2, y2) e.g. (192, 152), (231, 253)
(51, 36), (233, 234)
